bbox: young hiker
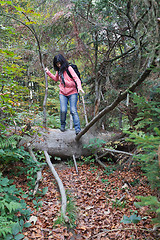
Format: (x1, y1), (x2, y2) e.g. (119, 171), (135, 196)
(45, 54), (84, 135)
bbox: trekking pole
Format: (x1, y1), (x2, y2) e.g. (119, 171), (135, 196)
(81, 95), (88, 125)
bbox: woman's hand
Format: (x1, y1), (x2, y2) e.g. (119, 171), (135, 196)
(78, 88), (85, 94)
(45, 67), (49, 72)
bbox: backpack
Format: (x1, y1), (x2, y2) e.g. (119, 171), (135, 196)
(66, 64), (82, 92)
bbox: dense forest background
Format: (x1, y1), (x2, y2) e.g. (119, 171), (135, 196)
(0, 0), (160, 239)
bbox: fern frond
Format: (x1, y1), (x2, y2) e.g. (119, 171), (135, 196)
(0, 199), (21, 214)
(0, 216), (14, 237)
(5, 201), (22, 213)
(0, 135), (21, 149)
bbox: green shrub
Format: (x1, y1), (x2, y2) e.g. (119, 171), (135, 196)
(121, 214), (142, 224)
(54, 193), (77, 228)
(83, 138), (106, 154)
(0, 172), (32, 239)
(124, 92), (160, 228)
(0, 130), (25, 166)
(134, 195), (160, 227)
(124, 92), (160, 190)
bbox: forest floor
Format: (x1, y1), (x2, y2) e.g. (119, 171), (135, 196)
(9, 161), (159, 240)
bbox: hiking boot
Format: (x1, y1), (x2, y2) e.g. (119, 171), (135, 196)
(60, 126), (65, 132)
(76, 130), (80, 135)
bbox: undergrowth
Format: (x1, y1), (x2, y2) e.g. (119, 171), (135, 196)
(0, 172), (32, 239)
(124, 91), (160, 228)
(54, 193), (77, 229)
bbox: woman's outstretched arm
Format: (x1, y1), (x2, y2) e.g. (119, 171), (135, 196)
(45, 67), (59, 82)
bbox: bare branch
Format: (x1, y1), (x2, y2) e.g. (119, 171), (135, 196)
(27, 145), (45, 196)
(134, 5), (151, 29)
(98, 148), (134, 159)
(105, 47), (135, 63)
(95, 154), (107, 169)
(44, 151), (69, 222)
(43, 72), (48, 128)
(73, 154), (79, 174)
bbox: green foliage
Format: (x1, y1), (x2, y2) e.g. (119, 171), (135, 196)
(65, 158), (75, 167)
(131, 90), (160, 132)
(134, 195), (160, 227)
(0, 146), (28, 166)
(0, 199), (21, 214)
(124, 92), (160, 190)
(0, 133), (21, 149)
(83, 138), (106, 154)
(83, 155), (95, 164)
(0, 131), (31, 167)
(0, 129), (45, 189)
(32, 199), (43, 211)
(19, 151), (45, 189)
(130, 178), (140, 187)
(121, 214), (142, 224)
(54, 193), (77, 228)
(103, 165), (116, 176)
(101, 178), (110, 191)
(112, 198), (127, 209)
(46, 113), (60, 129)
(0, 216), (14, 238)
(0, 172), (32, 239)
(66, 194), (77, 228)
(42, 186), (48, 195)
(124, 92), (160, 227)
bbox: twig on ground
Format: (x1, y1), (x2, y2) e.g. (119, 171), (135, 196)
(95, 154), (107, 169)
(91, 227), (154, 239)
(98, 148), (134, 159)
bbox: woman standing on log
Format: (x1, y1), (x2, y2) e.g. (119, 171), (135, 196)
(45, 54), (84, 135)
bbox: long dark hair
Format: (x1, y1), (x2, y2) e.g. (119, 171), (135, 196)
(53, 54), (69, 74)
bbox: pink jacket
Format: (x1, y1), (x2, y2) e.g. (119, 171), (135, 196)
(46, 66), (82, 96)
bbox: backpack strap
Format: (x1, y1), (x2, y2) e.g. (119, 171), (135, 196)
(66, 67), (73, 79)
(66, 66), (80, 101)
(66, 67), (78, 91)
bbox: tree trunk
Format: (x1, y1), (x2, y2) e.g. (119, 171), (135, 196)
(19, 128), (122, 158)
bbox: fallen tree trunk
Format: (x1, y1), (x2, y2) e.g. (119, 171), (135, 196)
(19, 129), (122, 158)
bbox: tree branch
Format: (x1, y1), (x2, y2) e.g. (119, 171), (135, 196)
(105, 46), (135, 63)
(27, 145), (45, 196)
(98, 148), (134, 159)
(44, 151), (69, 222)
(95, 154), (107, 169)
(90, 226), (154, 239)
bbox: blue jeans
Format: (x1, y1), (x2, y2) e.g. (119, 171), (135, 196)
(59, 93), (81, 132)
